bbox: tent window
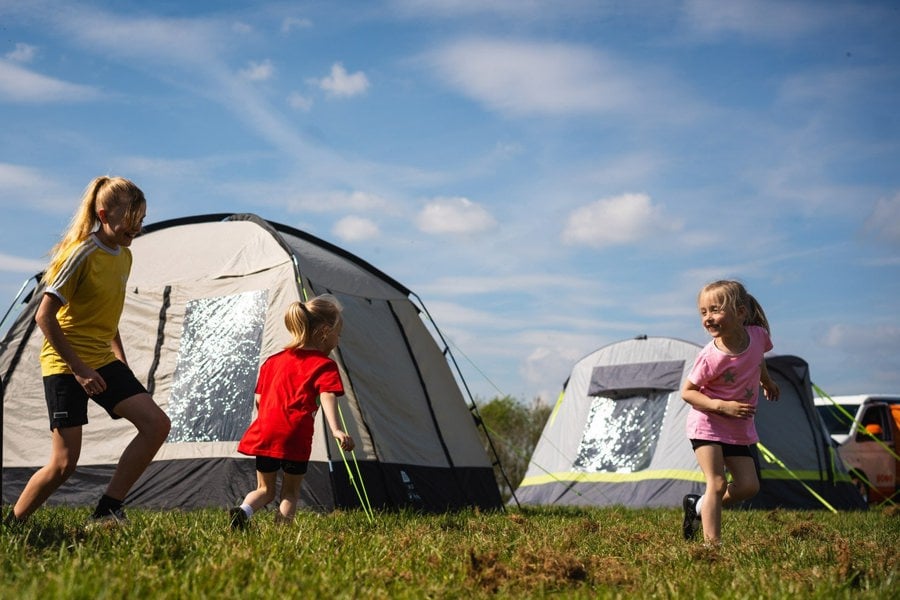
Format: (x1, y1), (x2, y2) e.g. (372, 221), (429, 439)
(167, 289), (268, 443)
(587, 360), (684, 399)
(573, 392), (669, 473)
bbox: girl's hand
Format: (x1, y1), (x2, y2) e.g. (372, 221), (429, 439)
(334, 432), (355, 452)
(75, 368), (106, 397)
(718, 400), (755, 419)
(762, 380), (780, 401)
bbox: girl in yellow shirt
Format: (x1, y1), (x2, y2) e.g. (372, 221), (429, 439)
(8, 176), (171, 526)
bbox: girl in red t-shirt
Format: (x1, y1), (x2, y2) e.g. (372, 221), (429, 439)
(231, 294), (354, 528)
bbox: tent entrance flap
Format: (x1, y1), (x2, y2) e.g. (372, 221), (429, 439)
(587, 360), (684, 399)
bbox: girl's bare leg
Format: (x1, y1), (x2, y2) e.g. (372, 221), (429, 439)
(694, 444), (727, 544)
(242, 470), (279, 511)
(12, 427), (83, 520)
(105, 393), (171, 500)
(275, 472), (305, 524)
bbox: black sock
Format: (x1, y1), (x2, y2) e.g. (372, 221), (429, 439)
(94, 494), (123, 516)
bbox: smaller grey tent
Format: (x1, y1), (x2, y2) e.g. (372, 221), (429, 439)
(2, 214), (503, 513)
(514, 336), (865, 510)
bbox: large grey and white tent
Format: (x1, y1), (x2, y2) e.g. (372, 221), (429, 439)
(1, 214), (503, 512)
(513, 336), (865, 511)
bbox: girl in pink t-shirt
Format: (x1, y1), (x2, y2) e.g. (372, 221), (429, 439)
(231, 294), (354, 528)
(681, 280), (779, 545)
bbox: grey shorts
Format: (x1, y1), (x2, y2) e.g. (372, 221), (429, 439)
(43, 360), (148, 429)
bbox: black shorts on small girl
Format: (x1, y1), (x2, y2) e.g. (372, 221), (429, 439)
(690, 439), (761, 480)
(255, 455), (309, 475)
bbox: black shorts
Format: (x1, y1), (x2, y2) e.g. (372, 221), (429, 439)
(43, 360), (148, 430)
(690, 439), (761, 480)
(256, 455), (309, 475)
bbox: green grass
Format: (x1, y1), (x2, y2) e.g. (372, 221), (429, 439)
(2, 504), (898, 599)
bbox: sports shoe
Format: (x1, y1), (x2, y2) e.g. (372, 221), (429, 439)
(229, 506), (249, 531)
(2, 508), (25, 531)
(682, 494), (701, 540)
(86, 506), (128, 530)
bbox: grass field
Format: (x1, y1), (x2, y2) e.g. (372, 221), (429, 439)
(2, 504), (898, 599)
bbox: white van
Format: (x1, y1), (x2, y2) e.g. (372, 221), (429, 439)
(814, 394), (900, 505)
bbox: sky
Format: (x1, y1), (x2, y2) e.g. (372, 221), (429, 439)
(1, 0), (898, 404)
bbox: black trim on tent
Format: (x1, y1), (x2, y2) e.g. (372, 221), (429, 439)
(407, 290), (512, 509)
(325, 303), (396, 510)
(385, 299), (469, 506)
(0, 278), (43, 391)
(145, 285), (171, 395)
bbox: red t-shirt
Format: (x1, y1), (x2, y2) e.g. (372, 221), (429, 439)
(237, 348), (344, 461)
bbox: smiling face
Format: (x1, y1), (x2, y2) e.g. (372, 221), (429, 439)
(697, 289), (745, 340)
(96, 200), (146, 248)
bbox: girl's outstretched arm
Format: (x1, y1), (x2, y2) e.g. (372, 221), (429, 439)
(320, 392), (355, 451)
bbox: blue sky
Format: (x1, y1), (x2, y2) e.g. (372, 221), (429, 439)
(1, 0), (898, 403)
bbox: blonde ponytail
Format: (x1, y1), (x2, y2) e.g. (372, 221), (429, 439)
(283, 295), (343, 350)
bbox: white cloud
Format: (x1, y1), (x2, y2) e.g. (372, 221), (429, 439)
(427, 38), (645, 117)
(239, 59), (274, 81)
(822, 323), (900, 353)
(231, 21), (253, 35)
(521, 338), (591, 398)
(389, 0), (600, 21)
(318, 63), (369, 98)
(282, 17), (313, 33)
(562, 193), (682, 248)
(681, 0), (835, 41)
(341, 190), (388, 211)
(415, 197), (496, 234)
(0, 163), (71, 212)
(287, 92), (312, 110)
(424, 300), (506, 328)
(333, 216), (380, 241)
(5, 43), (37, 62)
(0, 252), (45, 274)
(0, 60), (100, 103)
(277, 189), (391, 214)
(863, 193), (900, 246)
(418, 273), (595, 297)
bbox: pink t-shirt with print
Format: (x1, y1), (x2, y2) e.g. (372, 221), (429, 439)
(685, 325), (773, 445)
